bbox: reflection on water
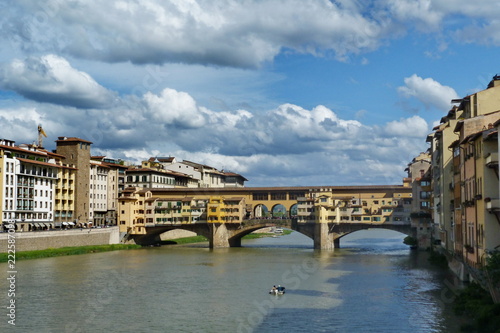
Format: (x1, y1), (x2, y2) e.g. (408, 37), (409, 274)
(0, 230), (463, 332)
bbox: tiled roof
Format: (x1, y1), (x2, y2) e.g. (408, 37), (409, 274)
(17, 157), (62, 168)
(55, 137), (93, 144)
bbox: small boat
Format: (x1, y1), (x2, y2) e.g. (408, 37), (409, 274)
(269, 285), (285, 295)
(274, 227), (284, 234)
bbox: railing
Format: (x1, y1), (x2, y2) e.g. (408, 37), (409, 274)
(486, 152), (499, 167)
(486, 199), (500, 212)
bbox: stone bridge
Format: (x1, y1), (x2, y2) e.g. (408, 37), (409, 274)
(128, 219), (416, 250)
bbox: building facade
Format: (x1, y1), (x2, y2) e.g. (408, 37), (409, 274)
(55, 137), (92, 226)
(0, 139), (60, 231)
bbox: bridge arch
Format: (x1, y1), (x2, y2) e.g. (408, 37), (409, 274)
(254, 204), (269, 218)
(128, 220), (415, 250)
(271, 204), (287, 217)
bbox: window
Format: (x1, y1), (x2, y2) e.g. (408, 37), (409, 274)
(271, 192), (286, 200)
(420, 191), (431, 199)
(253, 193), (268, 201)
(420, 201), (430, 208)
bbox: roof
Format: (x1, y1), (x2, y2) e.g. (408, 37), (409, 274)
(448, 140), (459, 149)
(224, 172), (249, 181)
(0, 144), (48, 157)
(16, 157), (62, 168)
(90, 160), (110, 168)
(182, 160), (217, 170)
(55, 137), (93, 144)
(134, 185), (412, 195)
(454, 120), (464, 133)
(149, 156), (176, 163)
(126, 168), (175, 175)
(46, 151), (66, 159)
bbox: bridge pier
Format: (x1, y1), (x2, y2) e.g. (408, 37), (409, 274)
(209, 223), (230, 248)
(313, 223), (335, 250)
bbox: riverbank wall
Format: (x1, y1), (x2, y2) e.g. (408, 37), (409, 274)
(0, 226), (120, 252)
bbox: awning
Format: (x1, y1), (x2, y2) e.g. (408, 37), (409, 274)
(62, 222), (68, 225)
(34, 223), (41, 227)
(68, 222), (75, 226)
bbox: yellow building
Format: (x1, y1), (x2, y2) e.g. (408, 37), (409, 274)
(52, 153), (77, 228)
(207, 196), (246, 223)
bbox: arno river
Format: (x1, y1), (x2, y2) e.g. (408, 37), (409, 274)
(1, 230), (466, 332)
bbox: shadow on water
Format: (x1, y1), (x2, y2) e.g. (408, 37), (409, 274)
(237, 231), (462, 333)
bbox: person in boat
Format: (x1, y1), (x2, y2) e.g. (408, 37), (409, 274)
(270, 285), (277, 294)
(277, 285), (285, 293)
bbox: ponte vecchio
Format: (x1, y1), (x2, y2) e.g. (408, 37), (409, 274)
(118, 185), (415, 250)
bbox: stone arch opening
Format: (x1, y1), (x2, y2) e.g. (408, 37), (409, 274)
(271, 204), (287, 218)
(332, 227), (415, 249)
(254, 204), (270, 218)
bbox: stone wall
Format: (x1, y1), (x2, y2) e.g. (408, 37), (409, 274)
(0, 227), (120, 252)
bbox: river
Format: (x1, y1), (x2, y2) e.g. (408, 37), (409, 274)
(0, 229), (465, 332)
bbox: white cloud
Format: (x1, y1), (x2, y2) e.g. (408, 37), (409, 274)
(143, 88), (206, 128)
(384, 115), (429, 137)
(1, 0), (393, 67)
(397, 74), (459, 111)
(1, 0), (500, 69)
(0, 55), (116, 108)
(0, 87), (428, 186)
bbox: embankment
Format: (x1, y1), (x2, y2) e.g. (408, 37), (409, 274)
(0, 226), (119, 252)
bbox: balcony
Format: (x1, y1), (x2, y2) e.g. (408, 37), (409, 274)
(486, 198), (500, 212)
(486, 152), (499, 168)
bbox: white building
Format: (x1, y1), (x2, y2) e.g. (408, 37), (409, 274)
(0, 139), (58, 231)
(89, 161), (109, 226)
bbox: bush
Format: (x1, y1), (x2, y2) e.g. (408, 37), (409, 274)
(403, 236), (417, 247)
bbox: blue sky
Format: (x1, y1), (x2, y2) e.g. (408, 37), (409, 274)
(1, 0), (499, 186)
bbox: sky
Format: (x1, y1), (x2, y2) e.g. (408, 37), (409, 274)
(0, 0), (499, 187)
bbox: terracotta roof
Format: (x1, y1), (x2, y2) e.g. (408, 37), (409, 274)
(224, 172), (248, 181)
(137, 185), (410, 195)
(55, 137), (93, 144)
(46, 151), (66, 159)
(0, 144), (48, 157)
(126, 168), (174, 174)
(17, 157), (62, 168)
(182, 160), (217, 170)
(151, 157), (176, 163)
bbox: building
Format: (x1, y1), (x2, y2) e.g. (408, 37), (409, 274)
(155, 157), (247, 188)
(92, 156), (128, 226)
(0, 139), (60, 231)
(125, 168), (177, 189)
(296, 187), (412, 225)
(53, 153), (77, 229)
(406, 152), (433, 249)
(55, 137), (92, 226)
(427, 75), (500, 280)
(118, 185), (412, 236)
